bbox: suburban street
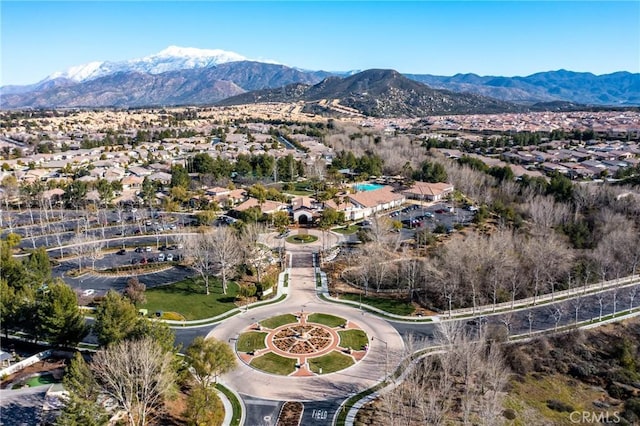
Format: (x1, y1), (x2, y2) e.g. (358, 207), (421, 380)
(165, 231), (640, 426)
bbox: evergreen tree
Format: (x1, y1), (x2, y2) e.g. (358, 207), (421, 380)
(92, 291), (139, 347)
(57, 353), (108, 426)
(35, 281), (88, 347)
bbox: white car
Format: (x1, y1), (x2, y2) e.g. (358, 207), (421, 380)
(166, 253), (174, 261)
(145, 246), (152, 252)
(82, 289), (96, 297)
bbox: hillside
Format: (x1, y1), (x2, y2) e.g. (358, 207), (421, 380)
(218, 69), (525, 117)
(0, 62), (329, 109)
(407, 70), (640, 106)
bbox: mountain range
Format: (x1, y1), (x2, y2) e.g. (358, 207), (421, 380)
(1, 46), (638, 114)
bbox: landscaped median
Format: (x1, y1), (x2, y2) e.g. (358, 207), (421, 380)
(318, 293), (433, 323)
(137, 270), (291, 328)
(215, 383), (243, 426)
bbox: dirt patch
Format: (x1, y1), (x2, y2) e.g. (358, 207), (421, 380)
(277, 401), (303, 426)
(163, 391), (188, 426)
(1, 359), (67, 389)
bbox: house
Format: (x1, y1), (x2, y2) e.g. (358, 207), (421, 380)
(128, 166), (152, 177)
(234, 197), (288, 215)
(121, 175), (144, 190)
(402, 181), (454, 202)
(291, 196), (321, 224)
(147, 172), (172, 185)
(541, 162), (569, 174)
(213, 188), (246, 207)
(344, 186), (405, 220)
(104, 168), (125, 182)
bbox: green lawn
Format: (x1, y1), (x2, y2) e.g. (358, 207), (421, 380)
(286, 234), (318, 244)
(332, 225), (359, 235)
(250, 352), (297, 375)
(308, 313), (346, 328)
(340, 293), (415, 316)
(237, 332), (267, 353)
(259, 314), (298, 329)
(215, 383), (242, 426)
(286, 189), (313, 196)
(308, 351), (355, 374)
(339, 330), (369, 350)
(24, 374), (58, 387)
(141, 277), (239, 320)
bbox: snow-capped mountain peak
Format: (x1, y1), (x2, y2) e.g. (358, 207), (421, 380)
(42, 46), (251, 83)
(155, 46), (247, 62)
(47, 61), (105, 82)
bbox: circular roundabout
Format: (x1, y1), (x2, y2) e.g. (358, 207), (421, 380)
(235, 312), (369, 377)
(285, 234), (319, 244)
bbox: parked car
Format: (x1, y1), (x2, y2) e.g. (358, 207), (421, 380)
(277, 229), (291, 239)
(131, 258), (140, 264)
(145, 246), (152, 252)
(166, 253), (174, 261)
(116, 249), (126, 255)
(158, 253), (165, 262)
(134, 247), (143, 253)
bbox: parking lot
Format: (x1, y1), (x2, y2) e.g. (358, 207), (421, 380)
(388, 202), (476, 233)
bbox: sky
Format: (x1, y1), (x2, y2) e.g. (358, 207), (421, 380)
(1, 1), (639, 86)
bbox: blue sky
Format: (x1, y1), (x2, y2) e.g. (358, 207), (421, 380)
(2, 1), (639, 85)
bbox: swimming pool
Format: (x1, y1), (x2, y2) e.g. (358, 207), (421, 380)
(354, 183), (385, 192)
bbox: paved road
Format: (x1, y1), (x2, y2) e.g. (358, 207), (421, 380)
(0, 385), (49, 425)
(208, 250), (405, 402)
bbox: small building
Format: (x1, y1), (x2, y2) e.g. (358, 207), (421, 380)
(402, 181), (454, 202)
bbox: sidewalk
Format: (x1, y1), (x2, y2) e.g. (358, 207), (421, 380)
(323, 274), (640, 323)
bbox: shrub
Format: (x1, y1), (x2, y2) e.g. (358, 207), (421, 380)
(622, 398), (640, 424)
(568, 362), (596, 380)
(502, 409), (517, 420)
(546, 399), (574, 413)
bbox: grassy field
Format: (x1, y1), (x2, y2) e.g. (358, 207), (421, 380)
(338, 330), (369, 350)
(505, 373), (611, 425)
(141, 277), (239, 320)
(308, 313), (346, 328)
(332, 225), (359, 235)
(237, 332), (267, 353)
(340, 293), (414, 316)
(260, 314), (298, 329)
(286, 234), (318, 244)
(308, 351), (355, 374)
(250, 352), (297, 375)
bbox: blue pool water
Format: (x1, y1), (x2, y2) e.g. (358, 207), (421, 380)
(354, 183), (384, 192)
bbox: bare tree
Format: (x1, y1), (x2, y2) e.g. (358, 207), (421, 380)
(209, 227), (240, 294)
(85, 239), (105, 271)
(241, 223), (269, 287)
(92, 337), (175, 426)
(69, 233), (91, 272)
(629, 284), (639, 311)
(361, 244), (390, 293)
(181, 233), (216, 295)
(124, 277), (146, 306)
(548, 305), (564, 331)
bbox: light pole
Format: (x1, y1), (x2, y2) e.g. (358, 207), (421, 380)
(372, 336), (388, 379)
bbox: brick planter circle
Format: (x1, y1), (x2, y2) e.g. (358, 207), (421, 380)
(236, 313), (369, 377)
